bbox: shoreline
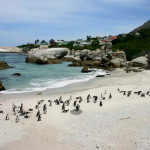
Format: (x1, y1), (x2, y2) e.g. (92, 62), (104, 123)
(0, 69), (150, 150)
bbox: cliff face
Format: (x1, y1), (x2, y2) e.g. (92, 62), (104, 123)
(132, 20), (150, 33)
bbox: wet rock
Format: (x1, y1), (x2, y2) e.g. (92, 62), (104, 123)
(13, 73), (21, 76)
(81, 66), (91, 73)
(0, 80), (5, 91)
(0, 60), (10, 70)
(96, 75), (105, 77)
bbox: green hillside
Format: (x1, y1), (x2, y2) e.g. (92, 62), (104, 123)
(112, 29), (150, 60)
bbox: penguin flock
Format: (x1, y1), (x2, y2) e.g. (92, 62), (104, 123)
(0, 90), (113, 123)
(2, 87), (149, 123)
(118, 88), (150, 98)
(1, 88), (149, 123)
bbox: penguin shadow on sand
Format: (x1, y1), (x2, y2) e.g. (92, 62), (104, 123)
(70, 104), (83, 115)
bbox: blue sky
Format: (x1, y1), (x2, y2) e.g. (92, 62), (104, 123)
(0, 0), (150, 46)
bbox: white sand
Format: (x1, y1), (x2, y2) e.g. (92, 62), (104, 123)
(0, 69), (150, 150)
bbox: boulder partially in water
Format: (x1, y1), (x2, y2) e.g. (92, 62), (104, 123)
(81, 66), (91, 73)
(0, 60), (10, 70)
(0, 80), (5, 91)
(26, 48), (69, 64)
(13, 73), (21, 76)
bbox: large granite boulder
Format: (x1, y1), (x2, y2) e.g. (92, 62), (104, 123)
(110, 51), (126, 62)
(0, 60), (10, 70)
(131, 56), (148, 67)
(80, 49), (90, 60)
(26, 48), (69, 64)
(0, 80), (5, 91)
(110, 58), (124, 68)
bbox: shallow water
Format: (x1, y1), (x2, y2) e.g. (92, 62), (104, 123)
(0, 53), (106, 93)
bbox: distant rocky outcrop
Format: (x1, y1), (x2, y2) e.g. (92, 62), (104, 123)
(131, 56), (148, 68)
(0, 60), (10, 70)
(26, 48), (69, 64)
(0, 80), (5, 91)
(0, 47), (22, 53)
(132, 20), (150, 33)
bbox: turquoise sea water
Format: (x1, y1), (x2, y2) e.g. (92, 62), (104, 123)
(0, 53), (106, 93)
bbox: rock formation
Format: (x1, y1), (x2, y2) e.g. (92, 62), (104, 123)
(0, 60), (10, 70)
(131, 56), (148, 67)
(81, 66), (91, 73)
(0, 80), (5, 91)
(13, 73), (21, 76)
(26, 48), (69, 64)
(26, 48), (127, 70)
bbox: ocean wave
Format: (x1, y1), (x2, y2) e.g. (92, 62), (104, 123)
(1, 69), (108, 94)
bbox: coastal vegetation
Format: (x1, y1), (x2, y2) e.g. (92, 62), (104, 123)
(18, 44), (40, 51)
(112, 29), (150, 60)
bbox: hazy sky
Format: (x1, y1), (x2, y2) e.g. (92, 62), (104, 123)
(0, 0), (150, 46)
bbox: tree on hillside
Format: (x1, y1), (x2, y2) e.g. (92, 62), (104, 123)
(87, 36), (91, 41)
(41, 40), (46, 44)
(91, 39), (99, 48)
(49, 39), (55, 45)
(35, 39), (40, 44)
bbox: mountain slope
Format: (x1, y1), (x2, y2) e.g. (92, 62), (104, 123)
(132, 20), (150, 32)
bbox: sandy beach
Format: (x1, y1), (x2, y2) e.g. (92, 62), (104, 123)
(0, 69), (150, 150)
